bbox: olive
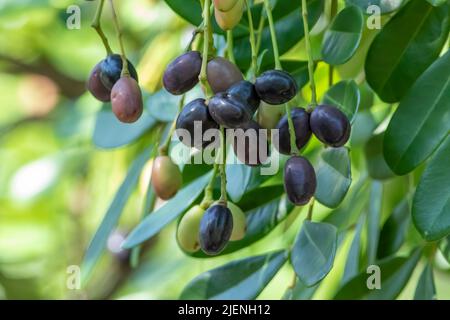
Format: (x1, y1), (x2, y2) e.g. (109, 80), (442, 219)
(224, 202), (246, 241)
(163, 51), (202, 95)
(199, 204), (233, 255)
(310, 105), (351, 147)
(284, 156), (316, 206)
(110, 76), (143, 123)
(227, 80), (260, 113)
(176, 98), (219, 149)
(230, 120), (269, 166)
(207, 57), (243, 94)
(177, 205), (205, 253)
(213, 0), (239, 12)
(275, 108), (312, 155)
(151, 155), (183, 200)
(214, 0), (244, 31)
(207, 93), (254, 128)
(255, 70), (298, 105)
(257, 102), (284, 130)
(100, 54), (139, 90)
(87, 62), (111, 102)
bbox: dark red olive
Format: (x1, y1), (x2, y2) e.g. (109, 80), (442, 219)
(230, 120), (269, 166)
(284, 156), (316, 206)
(310, 105), (351, 147)
(111, 76), (143, 123)
(176, 98), (219, 149)
(227, 80), (260, 113)
(207, 57), (243, 94)
(199, 204), (233, 255)
(100, 54), (139, 90)
(163, 51), (202, 95)
(255, 70), (298, 105)
(87, 62), (111, 102)
(207, 93), (254, 128)
(275, 108), (312, 155)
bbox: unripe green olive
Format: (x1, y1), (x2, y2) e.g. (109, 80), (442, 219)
(214, 0), (244, 31)
(151, 155), (182, 200)
(177, 205), (205, 253)
(213, 201), (246, 241)
(213, 0), (239, 12)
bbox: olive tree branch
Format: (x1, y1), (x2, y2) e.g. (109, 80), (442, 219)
(301, 0), (317, 108)
(109, 0), (129, 76)
(91, 0), (113, 55)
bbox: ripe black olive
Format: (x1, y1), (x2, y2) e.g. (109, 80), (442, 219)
(176, 98), (219, 149)
(199, 204), (233, 255)
(230, 120), (269, 166)
(100, 54), (139, 90)
(87, 62), (111, 102)
(227, 80), (260, 113)
(110, 76), (143, 123)
(207, 93), (254, 128)
(310, 105), (351, 147)
(275, 108), (312, 155)
(163, 51), (202, 95)
(284, 156), (316, 206)
(255, 70), (298, 105)
(207, 57), (243, 94)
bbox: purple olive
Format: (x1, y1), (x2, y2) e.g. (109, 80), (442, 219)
(255, 70), (298, 105)
(100, 54), (139, 90)
(310, 105), (351, 147)
(227, 80), (260, 113)
(207, 93), (254, 129)
(207, 57), (243, 94)
(111, 76), (143, 123)
(275, 107), (312, 155)
(87, 62), (111, 102)
(163, 51), (202, 95)
(284, 156), (316, 206)
(230, 120), (269, 166)
(199, 204), (233, 255)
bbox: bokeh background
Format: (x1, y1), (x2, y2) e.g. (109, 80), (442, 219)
(0, 0), (449, 300)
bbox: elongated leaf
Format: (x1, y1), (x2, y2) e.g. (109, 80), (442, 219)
(81, 148), (152, 283)
(414, 263), (436, 300)
(145, 89), (179, 122)
(315, 147), (352, 208)
(342, 215), (365, 285)
(93, 109), (156, 149)
(122, 172), (212, 249)
(335, 248), (422, 299)
(364, 133), (395, 180)
(237, 185), (285, 211)
(322, 80), (360, 124)
(322, 6), (364, 65)
(346, 0), (404, 14)
(377, 199), (410, 259)
(365, 0), (450, 102)
(226, 156), (253, 203)
(412, 137), (450, 241)
(291, 221), (338, 287)
(384, 50), (450, 175)
(439, 236), (450, 263)
(367, 181), (383, 265)
(180, 250), (288, 299)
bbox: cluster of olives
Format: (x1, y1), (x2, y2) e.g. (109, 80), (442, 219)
(87, 54), (143, 123)
(213, 0), (244, 31)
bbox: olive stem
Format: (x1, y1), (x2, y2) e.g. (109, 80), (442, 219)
(285, 104), (300, 155)
(199, 0), (213, 97)
(306, 198), (315, 221)
(301, 0), (317, 107)
(109, 0), (129, 77)
(226, 30), (236, 64)
(263, 0), (282, 70)
(185, 24), (204, 52)
(219, 126), (228, 205)
(201, 162), (220, 209)
(159, 94), (185, 156)
(255, 7), (265, 54)
(91, 0), (113, 55)
(245, 0), (258, 81)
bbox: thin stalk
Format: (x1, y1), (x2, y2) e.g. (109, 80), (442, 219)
(218, 126), (227, 205)
(199, 0), (213, 96)
(306, 198), (315, 221)
(227, 30), (236, 64)
(159, 95), (185, 156)
(91, 0), (113, 55)
(200, 162), (220, 209)
(301, 0), (317, 107)
(185, 24), (204, 52)
(255, 8), (265, 53)
(245, 0), (258, 80)
(263, 0), (281, 70)
(109, 0), (129, 76)
(285, 104), (299, 155)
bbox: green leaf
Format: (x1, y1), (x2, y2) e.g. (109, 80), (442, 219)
(281, 60), (310, 90)
(426, 0), (448, 6)
(384, 50), (450, 175)
(364, 133), (395, 180)
(164, 0), (202, 27)
(365, 0), (450, 102)
(414, 263), (437, 300)
(322, 80), (360, 124)
(283, 279), (319, 300)
(180, 250), (288, 299)
(226, 155), (253, 203)
(439, 236), (450, 263)
(367, 181), (383, 265)
(237, 185), (285, 211)
(322, 6), (364, 65)
(93, 109), (156, 149)
(342, 215), (365, 285)
(412, 137), (450, 241)
(81, 148), (152, 283)
(315, 147), (352, 208)
(345, 0), (404, 14)
(291, 221), (338, 287)
(335, 248), (422, 299)
(377, 199), (411, 259)
(145, 89), (179, 122)
(122, 171), (212, 249)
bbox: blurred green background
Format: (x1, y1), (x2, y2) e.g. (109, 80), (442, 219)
(0, 0), (449, 300)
